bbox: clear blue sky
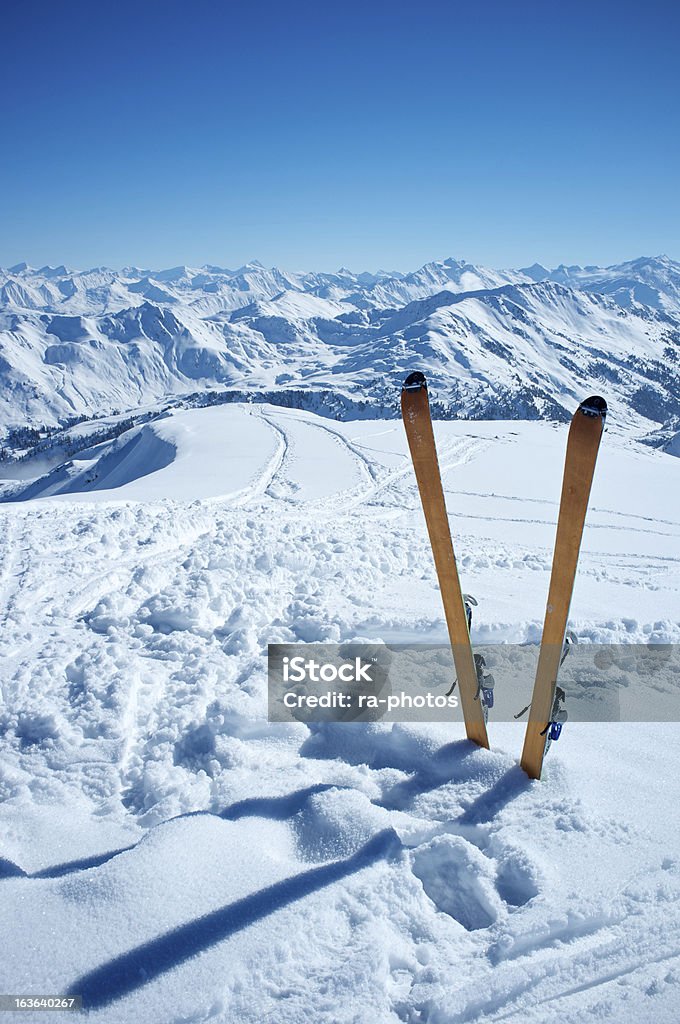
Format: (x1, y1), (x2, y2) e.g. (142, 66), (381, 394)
(2, 0), (678, 272)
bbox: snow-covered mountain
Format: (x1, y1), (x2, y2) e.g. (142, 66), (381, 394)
(1, 255), (679, 440)
(3, 255), (679, 317)
(520, 255), (680, 315)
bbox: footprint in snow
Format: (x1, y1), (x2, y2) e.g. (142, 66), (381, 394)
(411, 835), (503, 931)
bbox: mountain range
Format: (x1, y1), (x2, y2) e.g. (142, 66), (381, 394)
(1, 255), (679, 446)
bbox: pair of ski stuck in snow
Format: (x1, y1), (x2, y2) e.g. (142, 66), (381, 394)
(400, 371), (607, 780)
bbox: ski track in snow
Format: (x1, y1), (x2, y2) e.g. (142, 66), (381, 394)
(0, 404), (679, 1023)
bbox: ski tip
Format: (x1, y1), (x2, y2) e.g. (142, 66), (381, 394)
(402, 371), (427, 393)
(579, 395), (607, 420)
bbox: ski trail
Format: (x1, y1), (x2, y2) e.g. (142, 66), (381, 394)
(255, 407), (372, 508)
(258, 408), (493, 518)
(0, 510), (23, 628)
(452, 489), (680, 533)
(219, 407), (288, 506)
(294, 411), (379, 483)
(477, 938), (680, 1023)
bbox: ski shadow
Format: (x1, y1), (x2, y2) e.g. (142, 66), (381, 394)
(457, 765), (531, 826)
(0, 856), (26, 879)
(70, 828), (400, 1011)
(218, 783), (338, 820)
(32, 847), (136, 880)
(378, 740), (482, 811)
(25, 785), (339, 881)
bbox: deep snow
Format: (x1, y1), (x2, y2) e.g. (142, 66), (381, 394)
(1, 403), (679, 1022)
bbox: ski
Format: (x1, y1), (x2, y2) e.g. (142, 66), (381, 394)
(520, 395), (607, 779)
(401, 372), (489, 748)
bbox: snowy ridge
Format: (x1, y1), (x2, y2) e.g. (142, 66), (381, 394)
(4, 254), (679, 316)
(0, 258), (528, 316)
(523, 254), (680, 315)
(1, 257), (680, 436)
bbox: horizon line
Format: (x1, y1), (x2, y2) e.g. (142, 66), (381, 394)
(1, 252), (676, 278)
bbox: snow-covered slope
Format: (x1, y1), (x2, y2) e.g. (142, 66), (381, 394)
(1, 266), (679, 436)
(1, 403), (679, 1022)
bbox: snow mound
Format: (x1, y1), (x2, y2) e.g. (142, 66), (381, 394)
(3, 406), (281, 503)
(10, 425), (176, 501)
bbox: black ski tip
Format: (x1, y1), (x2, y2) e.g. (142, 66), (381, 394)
(403, 371), (427, 392)
(579, 395), (607, 420)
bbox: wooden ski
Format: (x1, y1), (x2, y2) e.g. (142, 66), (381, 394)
(521, 396), (607, 779)
(401, 372), (489, 748)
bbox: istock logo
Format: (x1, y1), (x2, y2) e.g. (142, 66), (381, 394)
(282, 656), (374, 684)
(268, 643), (469, 724)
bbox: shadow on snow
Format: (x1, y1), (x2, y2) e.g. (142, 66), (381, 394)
(70, 828), (400, 1011)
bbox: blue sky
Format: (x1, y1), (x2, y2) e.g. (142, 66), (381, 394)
(2, 0), (678, 272)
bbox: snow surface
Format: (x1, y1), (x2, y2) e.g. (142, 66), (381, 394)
(1, 403), (679, 1022)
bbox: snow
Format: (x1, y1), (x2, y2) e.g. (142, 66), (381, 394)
(1, 255), (680, 433)
(3, 407), (283, 503)
(1, 402), (679, 1021)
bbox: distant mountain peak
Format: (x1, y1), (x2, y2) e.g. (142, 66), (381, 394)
(623, 254), (673, 269)
(38, 264), (69, 277)
(519, 263), (549, 281)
